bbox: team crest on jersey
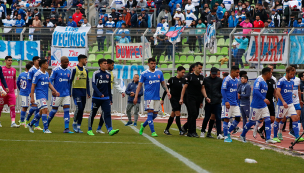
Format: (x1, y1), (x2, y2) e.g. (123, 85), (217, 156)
(200, 80), (203, 85)
(100, 75), (103, 79)
(158, 75), (160, 79)
(8, 71), (10, 74)
(106, 75), (109, 79)
(67, 74), (70, 77)
(61, 73), (62, 75)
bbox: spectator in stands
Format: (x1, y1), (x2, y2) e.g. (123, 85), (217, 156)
(33, 8), (41, 20)
(264, 20), (274, 33)
(196, 18), (206, 53)
(116, 14), (126, 27)
(11, 10), (19, 20)
(228, 10), (236, 27)
(157, 17), (169, 27)
(77, 4), (86, 14)
(125, 0), (137, 8)
(15, 5), (27, 20)
(240, 18), (253, 35)
(168, 0), (180, 16)
(192, 0), (200, 17)
(253, 3), (268, 22)
(97, 19), (105, 52)
(146, 0), (155, 10)
(236, 16), (243, 27)
(234, 36), (248, 68)
(130, 9), (138, 27)
(270, 9), (280, 27)
(105, 15), (115, 47)
(200, 7), (210, 25)
(25, 9), (33, 27)
(66, 0), (74, 17)
(109, 0), (125, 9)
(188, 20), (196, 54)
(110, 8), (120, 23)
(154, 0), (162, 15)
(117, 23), (131, 41)
(160, 0), (170, 12)
(118, 32), (130, 43)
(174, 20), (183, 53)
(95, 0), (109, 14)
(137, 14), (147, 27)
(122, 9), (131, 26)
(2, 15), (15, 41)
(184, 0), (195, 13)
(35, 0), (42, 7)
(78, 14), (86, 25)
(214, 4), (224, 20)
(157, 7), (172, 25)
(73, 8), (83, 26)
(42, 0), (53, 8)
(185, 9), (196, 26)
(231, 42), (238, 66)
(140, 8), (149, 22)
(53, 0), (64, 8)
(221, 11), (229, 27)
(207, 9), (221, 28)
(253, 15), (264, 32)
(49, 8), (59, 24)
(73, 0), (84, 8)
(137, 0), (147, 8)
(173, 8), (184, 24)
(45, 17), (54, 27)
(56, 16), (66, 26)
(32, 14), (42, 40)
(81, 18), (91, 27)
(102, 13), (108, 24)
(67, 16), (77, 27)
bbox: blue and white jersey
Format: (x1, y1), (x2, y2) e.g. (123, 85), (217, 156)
(223, 0), (233, 11)
(251, 76), (268, 109)
(185, 12), (197, 26)
(28, 66), (39, 91)
(35, 0), (42, 6)
(17, 72), (30, 96)
(277, 76), (294, 106)
(139, 69), (164, 100)
(50, 66), (71, 97)
(15, 19), (25, 33)
(33, 70), (49, 100)
(97, 23), (104, 36)
(2, 19), (15, 33)
(221, 75), (238, 106)
(92, 69), (112, 101)
(157, 22), (169, 27)
(105, 21), (115, 34)
(291, 76), (300, 104)
(17, 9), (27, 20)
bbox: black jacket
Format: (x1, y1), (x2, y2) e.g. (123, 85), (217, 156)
(138, 19), (147, 28)
(125, 0), (137, 8)
(203, 76), (223, 104)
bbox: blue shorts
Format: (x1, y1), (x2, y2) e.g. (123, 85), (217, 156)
(294, 103), (301, 110)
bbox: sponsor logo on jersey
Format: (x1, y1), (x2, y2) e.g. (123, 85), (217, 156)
(149, 80), (160, 84)
(283, 89), (292, 93)
(59, 78), (69, 82)
(230, 88), (237, 92)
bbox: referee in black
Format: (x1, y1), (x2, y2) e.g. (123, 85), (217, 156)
(180, 62), (204, 138)
(161, 66), (186, 135)
(201, 67), (224, 139)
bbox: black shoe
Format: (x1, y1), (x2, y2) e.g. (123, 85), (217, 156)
(232, 127), (239, 134)
(192, 133), (199, 138)
(206, 133), (214, 138)
(179, 131), (186, 136)
(257, 129), (265, 139)
(187, 133), (193, 137)
(164, 129), (172, 135)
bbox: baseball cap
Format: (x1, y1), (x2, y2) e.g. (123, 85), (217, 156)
(176, 8), (181, 11)
(111, 7), (116, 10)
(211, 67), (219, 75)
(272, 9), (276, 11)
(104, 14), (108, 17)
(77, 4), (82, 7)
(232, 42), (238, 46)
(141, 8), (146, 11)
(69, 16), (72, 19)
(51, 8), (55, 11)
(108, 14), (112, 18)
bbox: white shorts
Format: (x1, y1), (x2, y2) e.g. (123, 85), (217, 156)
(30, 93), (37, 106)
(51, 96), (70, 107)
(144, 100), (160, 112)
(277, 104), (297, 119)
(37, 98), (48, 109)
(21, 95), (30, 107)
(221, 105), (241, 119)
(249, 107), (270, 121)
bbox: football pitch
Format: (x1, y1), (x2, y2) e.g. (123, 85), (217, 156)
(0, 114), (303, 173)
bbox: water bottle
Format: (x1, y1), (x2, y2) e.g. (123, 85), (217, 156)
(245, 158), (257, 163)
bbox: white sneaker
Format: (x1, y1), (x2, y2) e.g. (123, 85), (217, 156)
(240, 135), (247, 143)
(96, 129), (105, 134)
(200, 132), (205, 138)
(27, 124), (34, 133)
(11, 123), (20, 128)
(253, 128), (257, 138)
(217, 134), (224, 140)
(44, 129), (52, 134)
(266, 139), (277, 144)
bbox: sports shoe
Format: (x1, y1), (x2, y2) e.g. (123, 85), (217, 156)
(18, 120), (25, 126)
(164, 129), (172, 135)
(34, 126), (43, 131)
(72, 124), (77, 132)
(217, 134), (224, 140)
(96, 129), (105, 134)
(27, 124), (34, 133)
(187, 133), (193, 137)
(151, 132), (158, 137)
(200, 132), (205, 138)
(278, 132), (283, 140)
(227, 133), (231, 140)
(125, 121), (133, 126)
(272, 137), (281, 143)
(11, 123), (20, 128)
(109, 129), (120, 136)
(224, 138), (232, 143)
(257, 128), (265, 139)
(206, 133), (214, 138)
(266, 139), (277, 144)
(77, 129), (84, 133)
(133, 123), (137, 127)
(139, 123), (145, 135)
(296, 137), (304, 142)
(63, 129), (74, 133)
(43, 129), (52, 134)
(87, 130), (95, 136)
(179, 131), (186, 135)
(192, 133), (199, 138)
(253, 129), (257, 139)
(289, 131), (296, 138)
(232, 127), (239, 134)
(240, 135), (247, 143)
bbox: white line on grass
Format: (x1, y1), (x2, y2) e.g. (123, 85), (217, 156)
(0, 139), (152, 145)
(121, 120), (208, 173)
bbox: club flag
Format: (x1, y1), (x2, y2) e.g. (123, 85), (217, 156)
(205, 23), (217, 54)
(166, 26), (185, 45)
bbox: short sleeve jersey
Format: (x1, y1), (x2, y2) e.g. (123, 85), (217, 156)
(277, 76), (294, 106)
(32, 70), (49, 100)
(184, 73), (204, 97)
(139, 69), (164, 100)
(221, 75), (238, 106)
(28, 66), (39, 91)
(50, 66), (71, 97)
(251, 76), (268, 109)
(18, 72), (30, 96)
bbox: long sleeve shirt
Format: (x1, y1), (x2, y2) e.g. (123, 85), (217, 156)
(70, 65), (91, 97)
(237, 83), (251, 106)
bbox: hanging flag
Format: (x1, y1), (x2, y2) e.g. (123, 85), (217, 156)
(205, 23), (217, 54)
(166, 26), (185, 45)
(153, 27), (169, 45)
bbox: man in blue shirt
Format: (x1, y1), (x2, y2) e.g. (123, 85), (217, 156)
(70, 55), (91, 133)
(17, 63), (33, 127)
(15, 14), (25, 34)
(87, 59), (119, 136)
(237, 75), (251, 128)
(240, 67), (277, 144)
(133, 58), (171, 137)
(16, 5), (27, 20)
(27, 59), (59, 133)
(116, 15), (125, 28)
(67, 16), (77, 27)
(273, 66), (304, 143)
(47, 56), (73, 133)
(221, 66), (241, 143)
(26, 56), (42, 130)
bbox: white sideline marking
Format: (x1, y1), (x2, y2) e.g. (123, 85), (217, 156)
(121, 120), (208, 173)
(170, 128), (179, 131)
(0, 139), (152, 145)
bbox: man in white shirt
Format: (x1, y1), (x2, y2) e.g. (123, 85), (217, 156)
(184, 0), (195, 13)
(2, 15), (15, 41)
(173, 8), (185, 24)
(109, 0), (125, 9)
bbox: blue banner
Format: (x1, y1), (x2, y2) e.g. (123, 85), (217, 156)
(0, 40), (40, 60)
(113, 65), (148, 79)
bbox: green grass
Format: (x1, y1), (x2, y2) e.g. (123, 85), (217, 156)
(0, 114), (303, 173)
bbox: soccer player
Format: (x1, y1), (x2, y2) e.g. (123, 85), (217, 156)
(179, 62), (204, 138)
(237, 75), (251, 128)
(239, 67), (277, 144)
(0, 56), (19, 127)
(70, 55), (91, 133)
(273, 66), (304, 142)
(221, 66), (241, 143)
(87, 59), (119, 136)
(26, 56), (43, 130)
(133, 58), (171, 137)
(161, 66), (186, 136)
(47, 56), (73, 133)
(17, 62), (33, 127)
(27, 59), (60, 133)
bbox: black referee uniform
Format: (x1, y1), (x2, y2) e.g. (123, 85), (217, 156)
(183, 73), (204, 137)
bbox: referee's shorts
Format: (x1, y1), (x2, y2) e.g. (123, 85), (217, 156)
(267, 102), (275, 117)
(170, 97), (181, 112)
